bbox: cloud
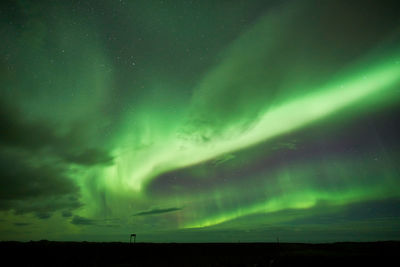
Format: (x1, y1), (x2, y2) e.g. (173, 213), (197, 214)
(14, 222), (31, 227)
(35, 212), (52, 220)
(213, 154), (235, 166)
(70, 216), (121, 227)
(0, 102), (113, 166)
(0, 100), (112, 218)
(0, 103), (58, 151)
(62, 148), (114, 166)
(62, 210), (73, 218)
(71, 215), (96, 226)
(134, 207), (182, 216)
(0, 151), (77, 200)
(0, 150), (82, 218)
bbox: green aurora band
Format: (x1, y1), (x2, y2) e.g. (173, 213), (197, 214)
(109, 58), (400, 192)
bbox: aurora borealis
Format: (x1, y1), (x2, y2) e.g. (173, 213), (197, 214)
(1, 0), (400, 242)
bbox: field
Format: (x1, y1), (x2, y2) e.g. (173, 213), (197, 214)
(1, 241), (399, 266)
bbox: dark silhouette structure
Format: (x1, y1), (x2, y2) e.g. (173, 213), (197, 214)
(130, 234), (136, 244)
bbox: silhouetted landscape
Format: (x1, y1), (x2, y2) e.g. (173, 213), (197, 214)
(1, 241), (399, 266)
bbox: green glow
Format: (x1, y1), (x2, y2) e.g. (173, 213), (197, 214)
(181, 151), (400, 228)
(110, 59), (400, 191)
(184, 185), (395, 229)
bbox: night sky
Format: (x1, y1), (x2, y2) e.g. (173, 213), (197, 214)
(1, 0), (400, 242)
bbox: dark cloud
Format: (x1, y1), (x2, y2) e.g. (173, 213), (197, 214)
(104, 224), (120, 228)
(62, 210), (73, 218)
(71, 215), (96, 226)
(0, 150), (82, 217)
(14, 222), (31, 227)
(11, 195), (82, 220)
(35, 212), (52, 220)
(0, 103), (57, 151)
(134, 207), (182, 216)
(0, 102), (113, 166)
(0, 100), (111, 219)
(62, 148), (114, 166)
(0, 154), (75, 200)
(212, 154), (235, 166)
(70, 216), (121, 227)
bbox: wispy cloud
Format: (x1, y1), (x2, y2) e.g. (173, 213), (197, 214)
(14, 222), (31, 227)
(134, 207), (182, 216)
(71, 215), (96, 225)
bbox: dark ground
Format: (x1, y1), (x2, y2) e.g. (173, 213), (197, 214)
(1, 241), (399, 266)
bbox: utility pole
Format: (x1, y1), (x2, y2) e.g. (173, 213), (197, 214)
(130, 234), (136, 244)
